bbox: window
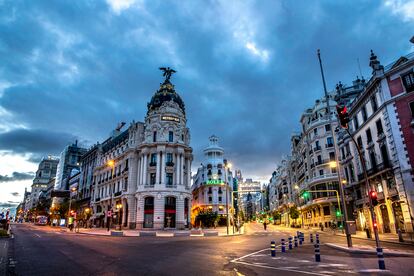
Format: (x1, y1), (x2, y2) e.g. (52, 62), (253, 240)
(150, 153), (157, 164)
(150, 173), (156, 185)
(371, 95), (378, 112)
(376, 119), (384, 135)
(319, 169), (324, 176)
(166, 153), (173, 163)
(314, 128), (318, 136)
(166, 173), (173, 186)
(361, 106), (368, 122)
(357, 136), (363, 149)
(218, 187), (222, 194)
(366, 128), (372, 143)
(329, 152), (335, 161)
(208, 196), (212, 203)
(410, 102), (414, 117)
(218, 196), (222, 202)
(326, 137), (333, 147)
(402, 71), (414, 92)
(169, 131), (173, 142)
(354, 117), (359, 130)
(317, 155), (322, 164)
(325, 124), (331, 131)
(208, 187), (212, 194)
(153, 131), (157, 142)
(323, 206), (330, 216)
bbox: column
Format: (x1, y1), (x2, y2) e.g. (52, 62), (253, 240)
(186, 158), (191, 188)
(176, 154), (180, 185)
(180, 155), (184, 185)
(156, 152), (161, 184)
(128, 155), (137, 192)
(135, 195), (143, 229)
(143, 154), (148, 185)
(161, 152), (166, 185)
(176, 197), (185, 230)
(139, 156), (143, 185)
(137, 156), (141, 186)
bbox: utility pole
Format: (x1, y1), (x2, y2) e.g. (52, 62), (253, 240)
(317, 49), (352, 247)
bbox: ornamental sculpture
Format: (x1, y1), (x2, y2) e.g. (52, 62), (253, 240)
(159, 67), (176, 81)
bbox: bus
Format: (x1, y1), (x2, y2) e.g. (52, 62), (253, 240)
(35, 216), (48, 226)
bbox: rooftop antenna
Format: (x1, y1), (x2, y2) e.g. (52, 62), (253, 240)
(357, 58), (363, 79)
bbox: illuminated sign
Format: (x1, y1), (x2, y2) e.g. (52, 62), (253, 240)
(206, 179), (224, 185)
(161, 116), (180, 123)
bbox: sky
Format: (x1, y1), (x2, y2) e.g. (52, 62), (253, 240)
(1, 0), (414, 211)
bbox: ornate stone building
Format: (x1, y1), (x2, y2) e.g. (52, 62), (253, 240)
(92, 70), (193, 230)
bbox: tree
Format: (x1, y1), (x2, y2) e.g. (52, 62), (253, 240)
(238, 210), (245, 222)
(290, 206), (300, 221)
(272, 210), (281, 224)
(195, 210), (219, 228)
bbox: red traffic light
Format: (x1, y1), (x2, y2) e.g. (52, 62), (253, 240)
(336, 105), (350, 129)
(369, 190), (379, 206)
(369, 190), (377, 198)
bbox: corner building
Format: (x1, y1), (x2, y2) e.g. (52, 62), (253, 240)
(92, 74), (193, 230)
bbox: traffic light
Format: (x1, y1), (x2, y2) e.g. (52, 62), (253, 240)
(336, 210), (341, 217)
(301, 191), (310, 199)
(369, 190), (378, 206)
(336, 105), (350, 129)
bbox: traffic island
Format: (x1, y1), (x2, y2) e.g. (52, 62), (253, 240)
(110, 230), (123, 236)
(325, 243), (414, 257)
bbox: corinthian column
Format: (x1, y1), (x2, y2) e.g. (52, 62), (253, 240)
(180, 155), (184, 185)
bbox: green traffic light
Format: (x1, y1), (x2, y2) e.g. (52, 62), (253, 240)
(336, 210), (341, 217)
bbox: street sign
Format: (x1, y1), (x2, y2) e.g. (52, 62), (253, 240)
(107, 211), (112, 217)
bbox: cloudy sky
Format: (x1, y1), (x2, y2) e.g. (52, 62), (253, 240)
(1, 0), (414, 209)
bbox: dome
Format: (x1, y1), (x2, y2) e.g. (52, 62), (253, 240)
(147, 80), (185, 114)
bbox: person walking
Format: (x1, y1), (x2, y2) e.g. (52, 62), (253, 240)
(263, 221), (267, 231)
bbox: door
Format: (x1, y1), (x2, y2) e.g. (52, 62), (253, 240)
(164, 196), (176, 228)
(144, 197), (154, 228)
(380, 204), (391, 233)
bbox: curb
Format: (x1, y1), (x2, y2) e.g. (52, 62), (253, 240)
(333, 233), (414, 246)
(325, 243), (414, 257)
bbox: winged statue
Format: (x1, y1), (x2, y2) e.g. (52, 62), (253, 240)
(159, 67), (176, 81)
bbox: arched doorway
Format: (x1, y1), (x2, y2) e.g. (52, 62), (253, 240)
(144, 197), (154, 228)
(164, 196), (176, 228)
(184, 198), (189, 228)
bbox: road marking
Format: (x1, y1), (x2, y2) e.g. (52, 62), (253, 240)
(233, 261), (331, 276)
(231, 248), (270, 263)
(34, 233), (41, 238)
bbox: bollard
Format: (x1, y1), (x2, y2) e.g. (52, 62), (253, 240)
(271, 241), (276, 257)
(281, 238), (286, 253)
(294, 236), (298, 247)
(314, 243), (321, 262)
(299, 233), (303, 245)
(288, 237), (293, 250)
(377, 247), (386, 270)
(316, 233), (320, 245)
(398, 229), (404, 242)
(310, 233), (314, 243)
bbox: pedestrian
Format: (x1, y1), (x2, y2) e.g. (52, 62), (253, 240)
(263, 221), (267, 231)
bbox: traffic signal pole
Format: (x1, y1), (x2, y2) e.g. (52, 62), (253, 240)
(344, 127), (384, 269)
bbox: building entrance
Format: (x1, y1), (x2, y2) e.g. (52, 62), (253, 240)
(164, 196), (176, 228)
(144, 197), (154, 228)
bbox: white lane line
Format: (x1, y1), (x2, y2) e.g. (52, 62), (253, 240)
(233, 261), (331, 276)
(3, 242), (6, 249)
(231, 245), (282, 263)
(34, 233), (41, 238)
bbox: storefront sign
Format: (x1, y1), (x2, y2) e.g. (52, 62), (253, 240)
(161, 116), (180, 123)
(206, 179), (224, 185)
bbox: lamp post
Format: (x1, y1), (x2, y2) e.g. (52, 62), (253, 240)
(107, 160), (115, 231)
(224, 161), (232, 235)
(67, 187), (77, 228)
(116, 203), (122, 230)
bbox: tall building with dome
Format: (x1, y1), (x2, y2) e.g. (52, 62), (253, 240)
(191, 136), (233, 225)
(91, 68), (193, 230)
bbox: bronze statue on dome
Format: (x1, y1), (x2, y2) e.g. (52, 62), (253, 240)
(159, 67), (176, 81)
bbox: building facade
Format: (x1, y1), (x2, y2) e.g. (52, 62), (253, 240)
(338, 50), (414, 233)
(92, 71), (193, 230)
(28, 156), (59, 209)
(191, 135), (233, 225)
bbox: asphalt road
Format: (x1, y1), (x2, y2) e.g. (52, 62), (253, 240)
(6, 223), (414, 276)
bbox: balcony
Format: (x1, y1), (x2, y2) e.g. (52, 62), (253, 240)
(325, 143), (334, 148)
(166, 161), (174, 167)
(313, 146), (322, 152)
(114, 191), (122, 197)
(357, 162), (392, 181)
(166, 184), (177, 188)
(95, 197), (100, 202)
(315, 159), (329, 166)
(144, 184), (155, 188)
(377, 132), (386, 142)
(149, 162), (157, 167)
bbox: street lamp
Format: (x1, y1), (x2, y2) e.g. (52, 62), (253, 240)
(224, 161), (232, 235)
(106, 159), (115, 231)
(116, 203), (123, 230)
(67, 186), (77, 228)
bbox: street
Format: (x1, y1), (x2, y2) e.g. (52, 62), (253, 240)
(4, 223), (414, 275)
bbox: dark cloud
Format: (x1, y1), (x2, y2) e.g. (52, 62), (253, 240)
(0, 171), (34, 183)
(10, 192), (20, 197)
(0, 0), (413, 180)
(0, 128), (78, 156)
